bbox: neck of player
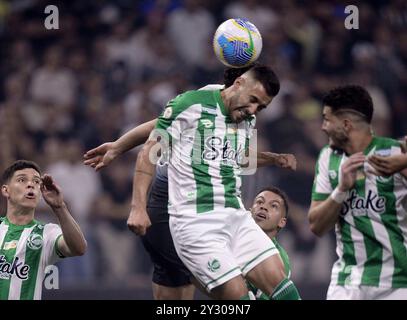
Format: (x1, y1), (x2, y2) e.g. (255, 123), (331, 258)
(344, 131), (373, 156)
(6, 205), (35, 225)
(266, 229), (278, 240)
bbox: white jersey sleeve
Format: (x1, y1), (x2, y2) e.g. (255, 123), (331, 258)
(312, 146), (333, 201)
(42, 223), (63, 265)
(199, 84), (225, 91)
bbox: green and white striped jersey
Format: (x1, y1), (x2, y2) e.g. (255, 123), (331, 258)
(0, 216), (63, 300)
(312, 137), (407, 288)
(155, 89), (256, 214)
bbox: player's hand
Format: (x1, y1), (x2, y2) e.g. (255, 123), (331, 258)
(338, 152), (366, 192)
(83, 142), (119, 171)
(261, 152), (297, 170)
(127, 208), (151, 236)
(367, 153), (407, 176)
(274, 153), (297, 170)
(41, 174), (65, 209)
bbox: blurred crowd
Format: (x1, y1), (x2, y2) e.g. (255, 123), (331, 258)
(0, 0), (406, 298)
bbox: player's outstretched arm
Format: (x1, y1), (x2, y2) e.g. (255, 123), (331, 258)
(83, 119), (157, 171)
(241, 147), (297, 170)
(41, 175), (87, 257)
(257, 152), (297, 170)
(127, 139), (158, 236)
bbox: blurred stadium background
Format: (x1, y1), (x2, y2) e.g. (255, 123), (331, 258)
(0, 0), (406, 299)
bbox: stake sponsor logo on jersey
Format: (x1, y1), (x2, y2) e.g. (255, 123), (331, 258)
(202, 136), (245, 166)
(340, 189), (386, 216)
(0, 255), (30, 280)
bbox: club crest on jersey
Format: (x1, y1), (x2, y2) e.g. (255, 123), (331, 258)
(163, 107), (172, 119)
(329, 170), (337, 180)
(0, 255), (30, 280)
(27, 233), (43, 250)
(207, 259), (221, 273)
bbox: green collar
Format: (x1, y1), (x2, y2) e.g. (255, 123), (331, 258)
(364, 136), (377, 155)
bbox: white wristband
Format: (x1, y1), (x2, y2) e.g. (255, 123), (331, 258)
(331, 187), (348, 204)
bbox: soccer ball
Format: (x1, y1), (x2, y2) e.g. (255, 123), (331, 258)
(213, 18), (262, 68)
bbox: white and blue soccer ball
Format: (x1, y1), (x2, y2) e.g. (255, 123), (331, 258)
(213, 18), (262, 68)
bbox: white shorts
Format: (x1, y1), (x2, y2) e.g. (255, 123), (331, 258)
(169, 207), (279, 292)
(327, 284), (407, 300)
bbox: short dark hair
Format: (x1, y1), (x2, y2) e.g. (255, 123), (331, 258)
(224, 63), (280, 97)
(255, 186), (289, 219)
(2, 160), (41, 184)
(223, 63), (258, 88)
(322, 85), (373, 123)
(248, 64), (280, 97)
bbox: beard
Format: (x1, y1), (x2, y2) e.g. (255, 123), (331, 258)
(327, 128), (349, 152)
(229, 94), (246, 123)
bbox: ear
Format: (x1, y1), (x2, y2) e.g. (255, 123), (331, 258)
(233, 76), (245, 88)
(343, 118), (353, 131)
(278, 217), (287, 229)
(1, 185), (9, 198)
